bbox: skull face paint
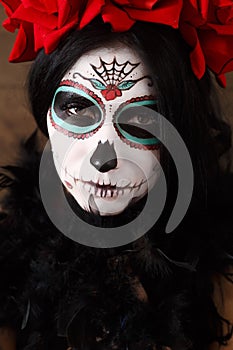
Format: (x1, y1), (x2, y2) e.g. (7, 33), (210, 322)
(47, 43), (161, 217)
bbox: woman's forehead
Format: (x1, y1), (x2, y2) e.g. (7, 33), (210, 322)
(59, 42), (155, 106)
(63, 43), (151, 78)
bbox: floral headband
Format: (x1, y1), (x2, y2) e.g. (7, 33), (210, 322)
(0, 0), (233, 87)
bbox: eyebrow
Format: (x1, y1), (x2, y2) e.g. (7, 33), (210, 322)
(54, 91), (95, 110)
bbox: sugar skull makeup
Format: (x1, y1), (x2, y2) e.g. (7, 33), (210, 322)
(47, 43), (161, 217)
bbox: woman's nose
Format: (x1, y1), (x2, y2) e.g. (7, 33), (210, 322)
(90, 140), (117, 173)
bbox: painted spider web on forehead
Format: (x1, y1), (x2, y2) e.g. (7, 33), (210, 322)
(75, 56), (152, 101)
(91, 57), (140, 86)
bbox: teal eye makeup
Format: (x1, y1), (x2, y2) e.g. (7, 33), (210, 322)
(113, 99), (161, 149)
(51, 82), (105, 138)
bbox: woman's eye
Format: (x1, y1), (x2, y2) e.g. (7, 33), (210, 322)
(129, 114), (154, 125)
(52, 90), (104, 134)
(65, 105), (99, 120)
(59, 105), (101, 127)
(66, 106), (79, 116)
(115, 104), (161, 144)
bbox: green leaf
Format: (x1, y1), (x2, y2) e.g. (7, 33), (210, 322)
(118, 80), (135, 90)
(89, 79), (106, 90)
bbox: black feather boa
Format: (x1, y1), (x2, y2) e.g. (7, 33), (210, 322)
(0, 131), (232, 350)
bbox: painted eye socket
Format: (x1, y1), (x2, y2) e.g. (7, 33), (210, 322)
(59, 100), (101, 127)
(51, 86), (104, 135)
(114, 101), (161, 147)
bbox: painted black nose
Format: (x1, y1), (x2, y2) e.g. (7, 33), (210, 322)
(90, 140), (117, 173)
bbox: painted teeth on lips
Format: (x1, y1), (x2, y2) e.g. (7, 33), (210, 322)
(83, 182), (131, 198)
(82, 179), (146, 198)
(93, 186), (131, 198)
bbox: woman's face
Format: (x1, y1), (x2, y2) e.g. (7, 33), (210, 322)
(47, 42), (161, 216)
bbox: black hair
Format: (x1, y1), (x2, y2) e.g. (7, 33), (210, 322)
(25, 17), (233, 350)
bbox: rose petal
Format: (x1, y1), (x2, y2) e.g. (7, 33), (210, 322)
(102, 2), (135, 31)
(126, 0), (182, 28)
(200, 30), (233, 75)
(42, 0), (58, 14)
(57, 0), (81, 28)
(114, 0), (159, 10)
(216, 6), (233, 24)
(8, 21), (36, 62)
(180, 22), (206, 78)
(33, 22), (44, 51)
(0, 0), (20, 15)
(79, 0), (104, 29)
(181, 0), (206, 25)
(43, 20), (78, 54)
(180, 0), (233, 84)
(12, 4), (58, 29)
(188, 0), (209, 21)
(3, 16), (19, 31)
(21, 0), (57, 14)
(189, 39), (206, 79)
(216, 73), (226, 88)
(206, 23), (233, 35)
(214, 0), (233, 6)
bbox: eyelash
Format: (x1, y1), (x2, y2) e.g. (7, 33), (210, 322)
(61, 104), (83, 117)
(60, 102), (78, 110)
(60, 100), (91, 111)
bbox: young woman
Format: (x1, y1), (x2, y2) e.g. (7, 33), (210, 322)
(0, 1), (232, 349)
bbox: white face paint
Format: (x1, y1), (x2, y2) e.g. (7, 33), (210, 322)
(47, 43), (161, 216)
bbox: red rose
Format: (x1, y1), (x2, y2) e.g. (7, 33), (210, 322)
(1, 0), (233, 85)
(101, 0), (182, 31)
(0, 0), (183, 62)
(180, 0), (233, 86)
(0, 0), (35, 61)
(0, 0), (104, 62)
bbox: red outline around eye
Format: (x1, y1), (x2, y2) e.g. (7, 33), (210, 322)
(50, 79), (105, 139)
(113, 95), (160, 151)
